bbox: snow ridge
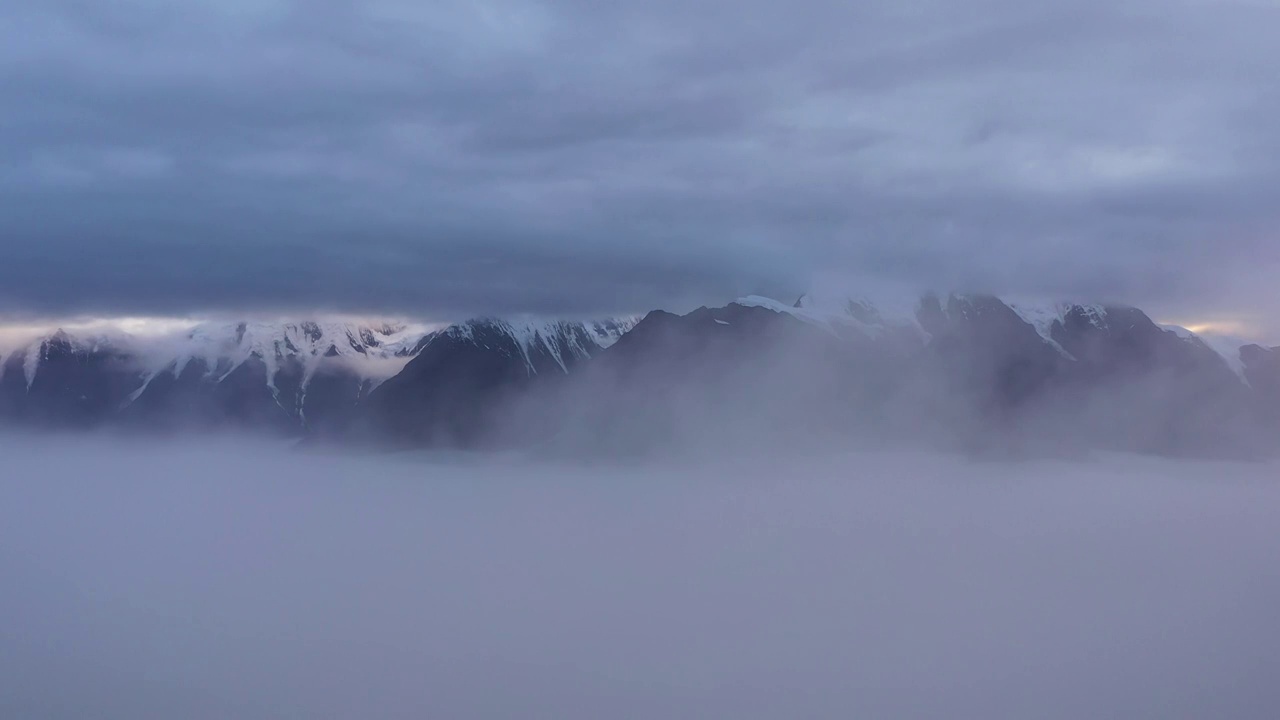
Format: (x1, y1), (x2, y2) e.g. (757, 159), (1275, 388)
(1160, 324), (1250, 382)
(11, 321), (435, 402)
(1003, 300), (1084, 358)
(738, 291), (1258, 384)
(131, 321), (432, 409)
(440, 317), (640, 375)
(18, 329), (135, 390)
(736, 296), (840, 335)
(737, 293), (929, 339)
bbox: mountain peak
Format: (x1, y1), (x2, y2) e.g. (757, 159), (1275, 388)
(431, 316), (639, 375)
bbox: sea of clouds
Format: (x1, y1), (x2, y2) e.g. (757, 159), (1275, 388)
(2, 434), (1278, 719)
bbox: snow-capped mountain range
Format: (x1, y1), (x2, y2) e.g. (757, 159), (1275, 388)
(0, 316), (637, 433)
(1, 293), (1276, 458)
(133, 321), (432, 399)
(1, 321), (421, 383)
(1, 318), (638, 387)
(745, 292), (1253, 378)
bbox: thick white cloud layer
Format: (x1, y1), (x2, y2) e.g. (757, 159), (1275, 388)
(2, 436), (1279, 718)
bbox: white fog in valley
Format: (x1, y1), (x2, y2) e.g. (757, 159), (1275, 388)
(2, 435), (1279, 719)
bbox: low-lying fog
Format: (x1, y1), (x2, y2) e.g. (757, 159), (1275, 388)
(2, 435), (1278, 719)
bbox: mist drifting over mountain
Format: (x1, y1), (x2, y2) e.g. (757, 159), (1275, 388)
(3, 291), (1278, 460)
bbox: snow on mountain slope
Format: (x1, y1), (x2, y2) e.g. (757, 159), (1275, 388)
(1160, 324), (1250, 381)
(735, 296), (841, 334)
(7, 314), (642, 404)
(1, 313), (645, 436)
(429, 317), (640, 375)
(740, 290), (1099, 350)
(122, 320), (439, 406)
(158, 320), (430, 377)
(738, 290), (1262, 380)
(9, 329), (134, 390)
(1001, 300), (1106, 359)
(6, 320), (438, 400)
(736, 292), (929, 340)
(23, 345), (38, 389)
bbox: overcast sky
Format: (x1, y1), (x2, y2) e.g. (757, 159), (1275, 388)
(2, 0), (1278, 332)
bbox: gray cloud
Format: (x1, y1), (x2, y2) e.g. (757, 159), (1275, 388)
(2, 0), (1279, 328)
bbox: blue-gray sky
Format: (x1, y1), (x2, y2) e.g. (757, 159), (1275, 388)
(3, 0), (1279, 331)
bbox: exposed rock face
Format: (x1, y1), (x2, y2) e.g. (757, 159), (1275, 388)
(350, 318), (636, 446)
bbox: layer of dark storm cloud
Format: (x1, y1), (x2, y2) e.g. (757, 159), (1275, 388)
(2, 0), (1279, 323)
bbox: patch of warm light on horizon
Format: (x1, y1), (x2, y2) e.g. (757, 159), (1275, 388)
(0, 316), (196, 353)
(92, 316), (201, 336)
(1162, 318), (1262, 340)
(2, 316), (197, 337)
(0, 313), (449, 353)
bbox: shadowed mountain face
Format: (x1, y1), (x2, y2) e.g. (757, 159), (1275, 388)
(0, 296), (1273, 459)
(1046, 306), (1255, 457)
(347, 319), (635, 447)
(0, 332), (142, 428)
(1243, 344), (1280, 425)
(502, 295), (1268, 459)
(493, 303), (909, 456)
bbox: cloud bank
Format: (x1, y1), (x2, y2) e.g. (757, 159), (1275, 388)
(3, 0), (1279, 329)
(1, 436), (1278, 718)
